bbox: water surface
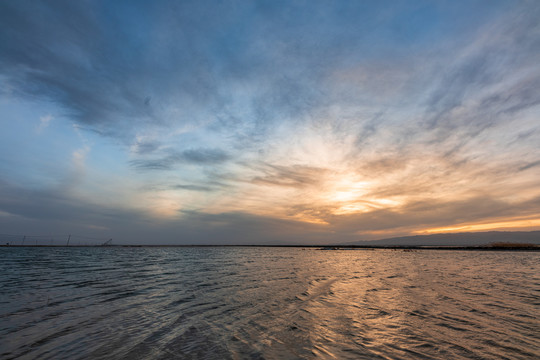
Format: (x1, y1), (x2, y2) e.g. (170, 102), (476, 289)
(1, 247), (538, 359)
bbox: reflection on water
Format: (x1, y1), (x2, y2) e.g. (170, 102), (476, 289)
(0, 247), (538, 359)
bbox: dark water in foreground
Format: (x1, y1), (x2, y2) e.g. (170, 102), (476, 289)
(0, 247), (538, 359)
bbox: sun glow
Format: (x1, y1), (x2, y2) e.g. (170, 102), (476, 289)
(324, 179), (368, 201)
(140, 191), (183, 218)
(332, 203), (371, 215)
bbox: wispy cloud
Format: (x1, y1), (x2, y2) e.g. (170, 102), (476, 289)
(249, 163), (327, 188)
(1, 1), (539, 243)
(172, 184), (216, 192)
(130, 148), (230, 171)
(36, 114), (53, 133)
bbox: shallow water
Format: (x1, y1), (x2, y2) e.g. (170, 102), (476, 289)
(0, 247), (538, 359)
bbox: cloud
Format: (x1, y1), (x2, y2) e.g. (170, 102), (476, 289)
(131, 139), (161, 155)
(172, 184), (219, 192)
(130, 148), (230, 171)
(36, 114), (53, 132)
(327, 194), (540, 239)
(249, 163), (327, 188)
(0, 1), (218, 139)
(421, 4), (540, 133)
(173, 184), (213, 192)
(0, 1), (448, 144)
(0, 179), (332, 244)
(1, 1), (540, 243)
(0, 179), (108, 224)
(519, 160), (540, 172)
(181, 148), (230, 164)
(2, 1), (536, 167)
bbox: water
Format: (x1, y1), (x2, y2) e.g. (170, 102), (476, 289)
(0, 247), (538, 359)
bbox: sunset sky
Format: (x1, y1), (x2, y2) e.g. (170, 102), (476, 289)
(1, 0), (539, 244)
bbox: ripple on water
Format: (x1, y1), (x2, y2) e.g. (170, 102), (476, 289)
(0, 247), (539, 359)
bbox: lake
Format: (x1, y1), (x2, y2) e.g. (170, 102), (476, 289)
(0, 247), (538, 359)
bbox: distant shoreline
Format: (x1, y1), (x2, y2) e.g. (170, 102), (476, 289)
(1, 244), (539, 251)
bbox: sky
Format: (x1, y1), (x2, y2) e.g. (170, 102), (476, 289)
(0, 0), (539, 245)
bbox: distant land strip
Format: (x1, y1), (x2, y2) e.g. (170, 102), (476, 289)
(1, 231), (539, 250)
